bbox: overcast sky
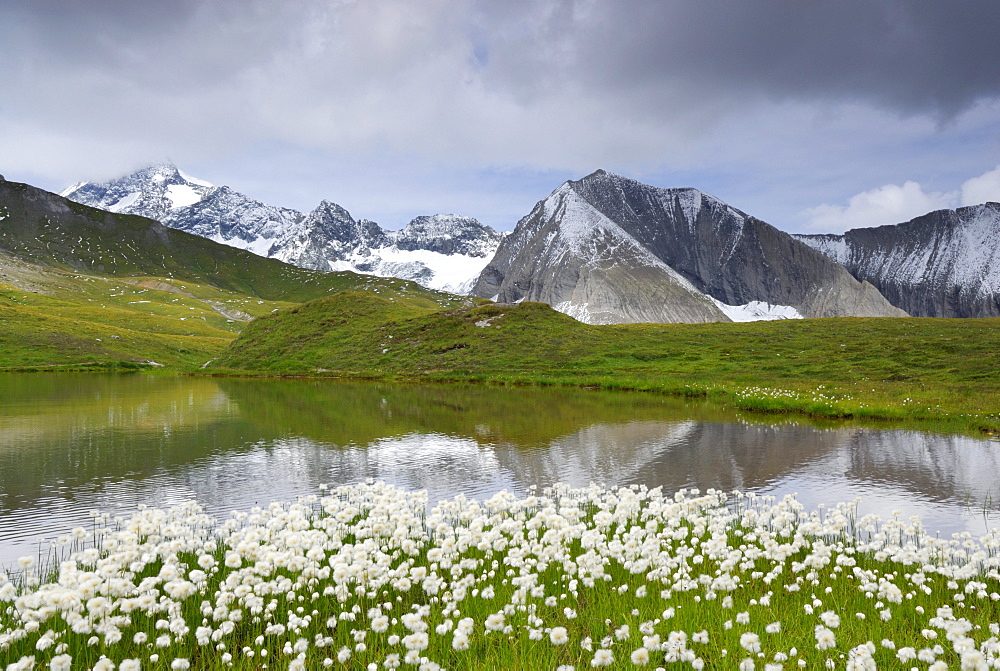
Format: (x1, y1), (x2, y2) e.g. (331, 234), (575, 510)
(3, 0), (999, 233)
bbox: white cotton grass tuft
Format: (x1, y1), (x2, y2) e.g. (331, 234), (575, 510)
(740, 632), (761, 653)
(630, 646), (650, 664)
(590, 648), (614, 666)
(0, 481), (999, 669)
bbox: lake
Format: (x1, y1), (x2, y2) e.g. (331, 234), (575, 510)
(1, 372), (998, 567)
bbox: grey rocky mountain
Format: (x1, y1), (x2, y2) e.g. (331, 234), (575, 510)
(160, 184), (305, 257)
(62, 164), (503, 294)
(794, 202), (1000, 318)
(472, 170), (906, 324)
(394, 215), (500, 257)
(277, 200), (388, 271)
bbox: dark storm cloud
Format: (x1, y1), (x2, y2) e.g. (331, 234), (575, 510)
(9, 0), (997, 132)
(480, 0), (1000, 119)
(1, 0), (303, 91)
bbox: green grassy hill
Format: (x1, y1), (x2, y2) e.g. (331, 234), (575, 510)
(0, 180), (463, 369)
(210, 295), (1000, 431)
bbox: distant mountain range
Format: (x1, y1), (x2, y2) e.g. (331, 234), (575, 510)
(57, 165), (1000, 323)
(0, 176), (413, 302)
(62, 164), (503, 295)
(794, 202), (1000, 318)
(472, 170), (905, 324)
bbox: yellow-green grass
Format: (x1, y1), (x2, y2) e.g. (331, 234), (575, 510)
(208, 296), (1000, 433)
(0, 252), (463, 371)
(0, 303), (231, 370)
(0, 278), (234, 369)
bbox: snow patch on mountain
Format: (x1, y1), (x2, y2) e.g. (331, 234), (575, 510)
(207, 232), (275, 258)
(676, 188), (703, 226)
(59, 182), (87, 198)
(711, 298), (803, 322)
(799, 236), (850, 266)
(330, 246), (495, 294)
(108, 191), (141, 213)
(166, 184), (203, 208)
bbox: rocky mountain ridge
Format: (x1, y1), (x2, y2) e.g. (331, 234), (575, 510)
(472, 170), (906, 324)
(62, 164), (504, 294)
(64, 165), (998, 325)
(794, 202), (1000, 318)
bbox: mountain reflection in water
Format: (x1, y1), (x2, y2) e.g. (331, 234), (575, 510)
(1, 373), (997, 566)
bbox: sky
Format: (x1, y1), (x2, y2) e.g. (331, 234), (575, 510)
(2, 0), (1000, 233)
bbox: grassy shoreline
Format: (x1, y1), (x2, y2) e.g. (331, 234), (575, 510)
(200, 295), (1000, 435)
(193, 366), (1000, 438)
(5, 278), (1000, 433)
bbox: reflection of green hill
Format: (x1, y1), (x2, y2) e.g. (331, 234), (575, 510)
(0, 375), (268, 507)
(215, 377), (740, 448)
(211, 294), (1000, 432)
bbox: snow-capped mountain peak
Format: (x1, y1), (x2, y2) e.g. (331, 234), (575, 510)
(61, 163), (215, 220)
(795, 202), (1000, 317)
(392, 214), (504, 257)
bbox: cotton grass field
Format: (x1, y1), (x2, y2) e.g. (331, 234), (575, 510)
(2, 482), (999, 670)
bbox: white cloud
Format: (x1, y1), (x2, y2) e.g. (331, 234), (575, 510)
(803, 181), (956, 233)
(803, 163), (1000, 233)
(960, 165), (1000, 206)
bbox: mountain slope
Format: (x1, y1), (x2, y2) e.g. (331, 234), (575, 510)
(0, 179), (463, 303)
(794, 203), (1000, 318)
(473, 170), (905, 324)
(2, 178), (355, 302)
(0, 178), (464, 369)
(62, 164), (503, 294)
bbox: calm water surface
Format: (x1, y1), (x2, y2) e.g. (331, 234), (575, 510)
(1, 373), (998, 566)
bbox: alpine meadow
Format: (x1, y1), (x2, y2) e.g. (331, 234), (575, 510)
(4, 2), (1000, 667)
